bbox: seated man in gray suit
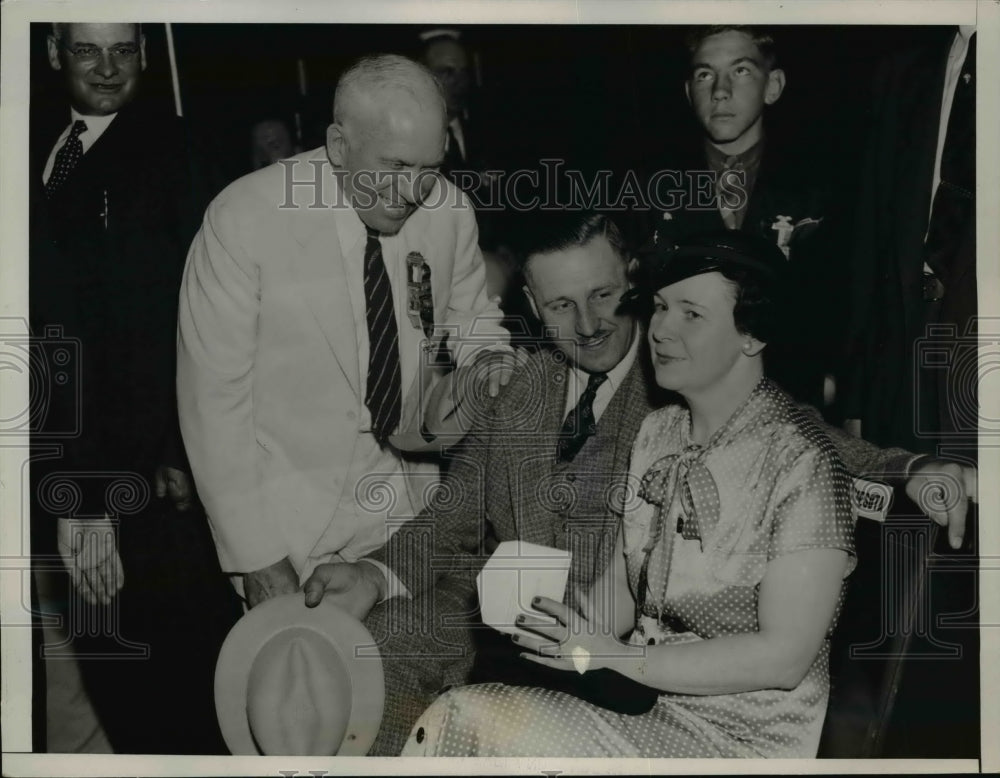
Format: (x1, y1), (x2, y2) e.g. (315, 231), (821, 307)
(303, 211), (976, 755)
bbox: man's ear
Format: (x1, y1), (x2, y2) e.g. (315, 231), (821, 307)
(684, 80), (692, 106)
(47, 35), (62, 71)
(139, 33), (147, 71)
(325, 123), (346, 167)
(764, 68), (786, 106)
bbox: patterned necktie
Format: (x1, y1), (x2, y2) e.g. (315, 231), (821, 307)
(556, 371), (608, 462)
(45, 119), (88, 198)
(363, 226), (402, 446)
(925, 32), (975, 278)
(718, 156), (745, 230)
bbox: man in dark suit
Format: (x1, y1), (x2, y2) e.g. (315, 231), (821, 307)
(30, 22), (239, 753)
(839, 26), (978, 758)
(843, 26), (976, 458)
(295, 210), (974, 756)
(639, 26), (835, 409)
(419, 31), (477, 181)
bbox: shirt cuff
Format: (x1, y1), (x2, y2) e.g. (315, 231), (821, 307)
(357, 558), (411, 603)
(902, 453), (933, 479)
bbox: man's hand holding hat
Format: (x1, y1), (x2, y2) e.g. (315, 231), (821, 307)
(303, 561), (386, 621)
(215, 594), (385, 755)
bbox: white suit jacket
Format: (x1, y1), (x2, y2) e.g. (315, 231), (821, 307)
(177, 147), (507, 576)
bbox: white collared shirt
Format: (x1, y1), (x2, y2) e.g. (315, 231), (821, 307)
(42, 110), (118, 185)
(449, 117), (467, 162)
(927, 25), (976, 230)
(561, 325), (641, 424)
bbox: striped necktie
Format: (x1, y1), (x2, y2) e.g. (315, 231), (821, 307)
(363, 227), (402, 446)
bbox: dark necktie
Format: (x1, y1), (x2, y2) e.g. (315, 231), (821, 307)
(718, 156), (746, 230)
(556, 371), (608, 462)
(925, 32), (975, 278)
(443, 124), (465, 176)
(45, 119), (87, 198)
(363, 227), (402, 446)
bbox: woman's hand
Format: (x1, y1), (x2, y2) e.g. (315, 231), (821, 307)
(512, 596), (635, 674)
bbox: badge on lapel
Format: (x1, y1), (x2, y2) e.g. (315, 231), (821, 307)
(406, 251), (435, 339)
(768, 214), (823, 259)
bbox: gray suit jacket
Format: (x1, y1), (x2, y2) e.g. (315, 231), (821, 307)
(369, 347), (657, 603)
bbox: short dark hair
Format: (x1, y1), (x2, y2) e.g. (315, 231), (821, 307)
(514, 211), (628, 278)
(718, 267), (781, 344)
(684, 25), (778, 72)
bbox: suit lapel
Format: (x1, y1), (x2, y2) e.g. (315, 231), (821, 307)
(610, 357), (657, 474)
(899, 36), (951, 337)
(289, 153), (362, 397)
(507, 351), (656, 549)
(508, 351), (569, 547)
(743, 153), (772, 236)
(65, 105), (142, 185)
(393, 206), (434, 415)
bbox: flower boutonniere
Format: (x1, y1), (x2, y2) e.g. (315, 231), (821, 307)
(769, 214), (824, 259)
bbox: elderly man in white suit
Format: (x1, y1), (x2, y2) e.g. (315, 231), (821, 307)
(178, 54), (509, 606)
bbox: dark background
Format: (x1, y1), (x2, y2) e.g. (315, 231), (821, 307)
(30, 23), (948, 189)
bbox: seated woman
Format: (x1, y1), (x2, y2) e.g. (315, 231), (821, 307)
(401, 231), (856, 758)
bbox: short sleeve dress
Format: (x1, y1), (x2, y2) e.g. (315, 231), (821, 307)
(401, 379), (856, 758)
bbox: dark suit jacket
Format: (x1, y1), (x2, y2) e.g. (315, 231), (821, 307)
(29, 101), (220, 541)
(28, 100), (242, 755)
(843, 29), (976, 455)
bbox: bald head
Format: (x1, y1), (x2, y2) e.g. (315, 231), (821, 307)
(333, 54), (447, 133)
(325, 54), (449, 235)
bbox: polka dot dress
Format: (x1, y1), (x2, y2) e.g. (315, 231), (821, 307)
(403, 379), (855, 758)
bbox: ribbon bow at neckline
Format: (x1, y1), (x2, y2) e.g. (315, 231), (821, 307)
(638, 445), (721, 548)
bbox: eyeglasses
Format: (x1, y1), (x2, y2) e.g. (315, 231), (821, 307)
(60, 43), (140, 65)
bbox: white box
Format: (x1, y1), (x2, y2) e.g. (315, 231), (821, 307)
(476, 540), (571, 637)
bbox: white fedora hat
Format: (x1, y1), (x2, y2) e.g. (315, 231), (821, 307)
(215, 594), (384, 755)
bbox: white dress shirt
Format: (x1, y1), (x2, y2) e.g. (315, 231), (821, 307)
(561, 327), (640, 424)
(927, 25), (976, 234)
(42, 110), (118, 185)
(449, 117), (467, 163)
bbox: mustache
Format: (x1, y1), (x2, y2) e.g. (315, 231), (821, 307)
(577, 328), (611, 343)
